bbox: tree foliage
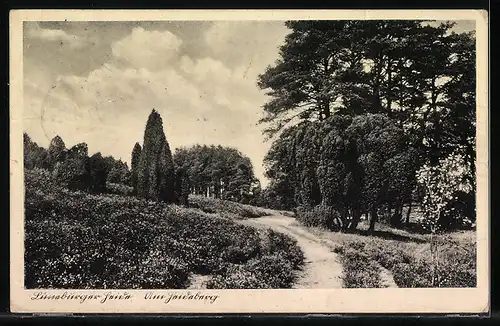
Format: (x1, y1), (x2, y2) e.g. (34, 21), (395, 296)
(24, 133), (49, 170)
(131, 142), (142, 194)
(107, 160), (130, 185)
(173, 145), (259, 203)
(259, 20), (476, 232)
(136, 109), (177, 203)
(88, 152), (109, 193)
(416, 151), (475, 231)
(47, 135), (67, 169)
(264, 114), (415, 231)
(53, 142), (92, 191)
(24, 132), (136, 194)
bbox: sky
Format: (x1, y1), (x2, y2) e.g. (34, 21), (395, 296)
(23, 20), (475, 186)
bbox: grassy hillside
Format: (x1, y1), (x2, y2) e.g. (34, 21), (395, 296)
(189, 194), (292, 219)
(24, 169), (304, 289)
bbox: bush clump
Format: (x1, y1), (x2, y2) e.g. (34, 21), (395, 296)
(25, 170), (259, 288)
(338, 247), (382, 288)
(206, 228), (305, 289)
(189, 195), (273, 219)
(106, 182), (134, 196)
(296, 205), (342, 231)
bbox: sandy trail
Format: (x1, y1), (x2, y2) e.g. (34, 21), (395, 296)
(239, 215), (344, 289)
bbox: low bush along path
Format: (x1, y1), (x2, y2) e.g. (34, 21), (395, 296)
(239, 215), (343, 289)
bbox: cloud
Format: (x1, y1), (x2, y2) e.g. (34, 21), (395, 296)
(203, 21), (288, 80)
(26, 23), (89, 49)
(111, 27), (183, 70)
(24, 22), (289, 185)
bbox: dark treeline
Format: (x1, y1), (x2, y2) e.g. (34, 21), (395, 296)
(24, 109), (260, 207)
(257, 20), (476, 232)
(24, 133), (131, 194)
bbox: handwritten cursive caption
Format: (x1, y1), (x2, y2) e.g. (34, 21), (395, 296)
(145, 291), (219, 304)
(30, 291), (219, 304)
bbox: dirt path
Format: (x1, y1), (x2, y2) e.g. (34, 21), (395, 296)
(187, 274), (211, 289)
(239, 215), (343, 289)
(379, 267), (398, 288)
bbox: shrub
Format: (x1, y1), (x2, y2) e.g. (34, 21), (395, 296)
(296, 205), (342, 231)
(206, 254), (296, 289)
(206, 264), (265, 289)
(189, 195), (272, 219)
(264, 229), (304, 269)
(106, 182), (134, 196)
(136, 109), (176, 203)
(333, 230), (477, 288)
(339, 247), (381, 288)
(24, 172), (265, 288)
(206, 228), (305, 289)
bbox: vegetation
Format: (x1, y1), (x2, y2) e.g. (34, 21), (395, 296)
(136, 109), (177, 203)
(258, 20), (476, 233)
(130, 142), (142, 195)
(23, 108), (303, 290)
(304, 220), (477, 288)
(22, 20), (477, 290)
(173, 145), (260, 204)
(24, 133), (134, 194)
(24, 169), (304, 289)
(337, 246), (382, 288)
(207, 229), (304, 288)
(189, 194), (275, 219)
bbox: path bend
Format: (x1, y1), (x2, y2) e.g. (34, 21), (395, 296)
(239, 215), (344, 289)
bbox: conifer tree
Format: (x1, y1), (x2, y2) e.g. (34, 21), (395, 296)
(47, 135), (66, 170)
(137, 109), (176, 203)
(131, 142), (142, 194)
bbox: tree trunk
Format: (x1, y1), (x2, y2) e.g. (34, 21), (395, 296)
(340, 207), (349, 232)
(323, 101), (331, 119)
(214, 181), (220, 199)
(466, 143), (476, 187)
(387, 58), (393, 116)
(349, 208), (362, 231)
(387, 201), (393, 222)
(406, 201), (412, 224)
(396, 200), (403, 218)
(368, 208), (378, 233)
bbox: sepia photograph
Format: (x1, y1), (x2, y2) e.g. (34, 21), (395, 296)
(10, 10), (489, 314)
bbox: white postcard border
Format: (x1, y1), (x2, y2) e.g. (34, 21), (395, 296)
(9, 9), (489, 314)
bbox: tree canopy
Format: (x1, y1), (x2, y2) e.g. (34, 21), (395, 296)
(259, 20), (476, 231)
(173, 145), (259, 203)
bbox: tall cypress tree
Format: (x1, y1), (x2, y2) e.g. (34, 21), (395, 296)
(136, 109), (176, 203)
(131, 142), (142, 195)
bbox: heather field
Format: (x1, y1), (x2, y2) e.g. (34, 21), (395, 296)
(24, 169), (305, 289)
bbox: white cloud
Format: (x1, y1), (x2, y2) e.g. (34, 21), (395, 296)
(111, 27), (182, 70)
(24, 22), (289, 185)
(26, 23), (89, 49)
(204, 21), (288, 80)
